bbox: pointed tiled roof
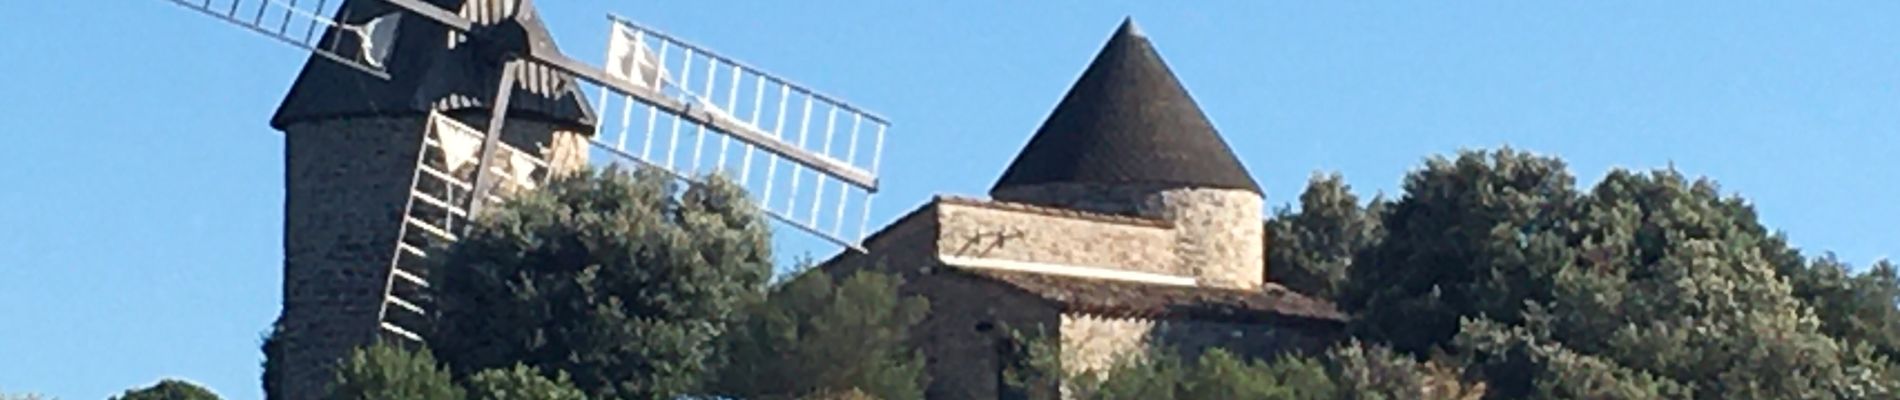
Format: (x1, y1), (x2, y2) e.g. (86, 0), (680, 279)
(992, 18), (1260, 194)
(270, 0), (594, 130)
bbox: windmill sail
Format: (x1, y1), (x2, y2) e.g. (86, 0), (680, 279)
(588, 16), (890, 249)
(164, 0), (394, 78)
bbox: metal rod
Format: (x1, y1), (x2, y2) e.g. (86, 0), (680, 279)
(467, 59), (521, 217)
(787, 94), (812, 214)
(691, 56), (717, 173)
(763, 84), (788, 205)
(740, 72), (764, 184)
(822, 106), (837, 161)
(605, 15), (891, 124)
(717, 64), (739, 171)
(642, 35), (669, 160)
(252, 0), (272, 27)
(611, 93), (630, 151)
(301, 0), (328, 45)
(871, 123), (886, 174)
(809, 174), (826, 226)
(665, 48), (694, 170)
(834, 114), (862, 234)
(275, 0), (295, 36)
(858, 195), (876, 244)
(585, 136), (866, 253)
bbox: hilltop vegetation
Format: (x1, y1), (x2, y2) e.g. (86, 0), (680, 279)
(83, 148), (1898, 399)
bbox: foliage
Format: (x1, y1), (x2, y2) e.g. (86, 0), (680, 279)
(324, 343), (463, 400)
(1341, 148), (1579, 356)
(1266, 172), (1386, 301)
(260, 319), (286, 400)
(1786, 256), (1900, 360)
(464, 364), (589, 400)
(1061, 348), (1336, 400)
(1324, 340), (1486, 400)
(711, 267), (930, 400)
(430, 166), (773, 399)
(1327, 148), (1900, 399)
(109, 379), (222, 400)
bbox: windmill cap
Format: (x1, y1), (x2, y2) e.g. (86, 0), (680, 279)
(991, 18), (1261, 194)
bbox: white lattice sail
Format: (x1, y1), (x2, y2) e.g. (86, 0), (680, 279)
(587, 16), (889, 249)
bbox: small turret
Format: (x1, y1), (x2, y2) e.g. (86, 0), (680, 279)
(990, 18), (1265, 290)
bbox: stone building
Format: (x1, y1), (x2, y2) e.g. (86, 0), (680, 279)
(816, 19), (1345, 399)
(267, 0), (593, 397)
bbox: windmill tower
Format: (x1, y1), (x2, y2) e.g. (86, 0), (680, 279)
(161, 0), (892, 397)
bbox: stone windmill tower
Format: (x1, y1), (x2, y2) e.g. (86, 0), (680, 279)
(815, 19), (1344, 399)
(161, 0), (896, 397)
(266, 1), (593, 394)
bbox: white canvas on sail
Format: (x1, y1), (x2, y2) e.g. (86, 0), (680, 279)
(604, 23), (667, 91)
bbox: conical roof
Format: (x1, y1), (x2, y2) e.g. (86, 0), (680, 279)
(992, 18), (1260, 194)
(270, 0), (594, 130)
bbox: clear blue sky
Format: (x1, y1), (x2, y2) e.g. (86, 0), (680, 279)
(2, 1), (1896, 398)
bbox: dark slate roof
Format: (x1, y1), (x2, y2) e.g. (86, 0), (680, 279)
(950, 267), (1345, 325)
(992, 18), (1260, 194)
(270, 0), (594, 130)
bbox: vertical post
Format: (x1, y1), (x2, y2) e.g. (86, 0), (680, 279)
(468, 58), (521, 218)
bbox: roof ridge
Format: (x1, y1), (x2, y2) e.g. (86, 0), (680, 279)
(936, 195), (1170, 228)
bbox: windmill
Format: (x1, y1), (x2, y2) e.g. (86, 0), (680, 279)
(159, 0), (890, 395)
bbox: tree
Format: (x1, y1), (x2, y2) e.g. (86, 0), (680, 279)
(1786, 256), (1900, 360)
(324, 343), (462, 400)
(465, 365), (588, 400)
(1267, 172), (1385, 301)
(1322, 340), (1487, 400)
(430, 166), (773, 399)
(260, 320), (287, 400)
(711, 268), (930, 400)
(1342, 148), (1579, 356)
(1333, 150), (1900, 399)
(109, 380), (222, 400)
(1060, 348), (1336, 400)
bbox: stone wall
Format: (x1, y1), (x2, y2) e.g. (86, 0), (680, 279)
(280, 116), (428, 399)
(1151, 188), (1264, 290)
(1059, 312), (1340, 378)
(276, 114), (587, 399)
(936, 200), (1181, 276)
(1059, 314), (1157, 375)
(986, 183), (1266, 290)
(991, 182), (1174, 216)
(910, 273), (1063, 400)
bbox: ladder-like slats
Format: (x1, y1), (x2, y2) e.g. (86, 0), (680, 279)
(380, 322), (423, 342)
(375, 112), (553, 344)
(405, 216), (458, 241)
(386, 295), (425, 315)
(391, 267), (429, 288)
(162, 0), (392, 79)
(411, 190), (467, 217)
(592, 18), (888, 251)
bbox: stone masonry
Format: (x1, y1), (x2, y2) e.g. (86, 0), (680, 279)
(818, 195), (1340, 399)
(991, 182), (1265, 290)
(275, 114), (586, 398)
(815, 18), (1342, 399)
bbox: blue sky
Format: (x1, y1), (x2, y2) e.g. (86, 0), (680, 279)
(3, 1), (1897, 398)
